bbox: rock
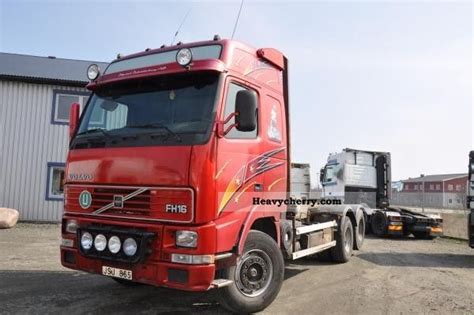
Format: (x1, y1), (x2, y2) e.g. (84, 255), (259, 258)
(0, 208), (19, 229)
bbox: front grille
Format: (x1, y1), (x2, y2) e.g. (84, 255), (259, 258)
(65, 185), (194, 222)
(93, 187), (152, 215)
(67, 186), (152, 217)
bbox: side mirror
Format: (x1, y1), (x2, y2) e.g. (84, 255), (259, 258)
(69, 103), (80, 140)
(235, 90), (257, 132)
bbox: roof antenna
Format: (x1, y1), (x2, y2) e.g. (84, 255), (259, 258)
(231, 0), (244, 39)
(171, 8), (192, 46)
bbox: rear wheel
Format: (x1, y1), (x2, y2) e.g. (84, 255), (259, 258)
(371, 211), (388, 237)
(353, 214), (365, 250)
(331, 216), (354, 263)
(218, 230), (284, 313)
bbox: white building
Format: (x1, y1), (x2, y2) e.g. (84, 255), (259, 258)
(0, 53), (107, 221)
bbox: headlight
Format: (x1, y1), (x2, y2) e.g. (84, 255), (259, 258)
(108, 236), (121, 254)
(65, 219), (78, 233)
(123, 238), (138, 256)
(94, 234), (107, 251)
(176, 48), (192, 66)
(87, 64), (100, 80)
(81, 232), (93, 250)
(176, 230), (197, 248)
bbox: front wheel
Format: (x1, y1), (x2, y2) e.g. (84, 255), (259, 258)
(218, 230), (285, 313)
(371, 211), (388, 237)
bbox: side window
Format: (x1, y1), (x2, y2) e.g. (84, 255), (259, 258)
(223, 83), (258, 139)
(46, 162), (65, 201)
(52, 90), (89, 125)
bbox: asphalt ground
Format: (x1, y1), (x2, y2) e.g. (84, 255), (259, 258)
(0, 223), (473, 314)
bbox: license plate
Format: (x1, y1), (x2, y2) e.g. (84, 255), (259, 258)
(102, 266), (133, 280)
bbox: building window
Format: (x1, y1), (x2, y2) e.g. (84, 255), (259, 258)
(456, 185), (462, 191)
(414, 184), (418, 191)
(436, 184), (441, 190)
(51, 90), (89, 125)
(46, 162), (66, 201)
(448, 198), (452, 204)
(448, 184), (454, 191)
(429, 184), (434, 190)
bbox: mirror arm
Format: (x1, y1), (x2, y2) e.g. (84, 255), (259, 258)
(217, 112), (239, 138)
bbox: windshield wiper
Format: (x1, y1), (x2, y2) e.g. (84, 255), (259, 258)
(127, 123), (182, 142)
(76, 128), (111, 138)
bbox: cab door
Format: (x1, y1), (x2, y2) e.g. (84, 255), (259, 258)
(215, 78), (264, 222)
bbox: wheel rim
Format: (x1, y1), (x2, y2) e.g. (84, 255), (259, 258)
(344, 226), (352, 253)
(235, 249), (273, 298)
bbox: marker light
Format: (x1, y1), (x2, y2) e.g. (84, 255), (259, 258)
(176, 48), (192, 66)
(123, 238), (138, 256)
(81, 232), (93, 250)
(65, 219), (78, 233)
(108, 236), (121, 254)
(94, 234), (107, 251)
(171, 254), (214, 265)
(87, 64), (100, 80)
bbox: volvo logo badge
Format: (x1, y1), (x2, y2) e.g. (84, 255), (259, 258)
(79, 191), (92, 209)
(113, 195), (124, 208)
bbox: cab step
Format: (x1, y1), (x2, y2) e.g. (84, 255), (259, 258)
(291, 241), (336, 260)
(210, 279), (234, 288)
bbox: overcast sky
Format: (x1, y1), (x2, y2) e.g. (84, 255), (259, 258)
(1, 0), (472, 181)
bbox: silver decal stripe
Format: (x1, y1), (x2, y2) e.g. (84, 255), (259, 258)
(93, 187), (149, 214)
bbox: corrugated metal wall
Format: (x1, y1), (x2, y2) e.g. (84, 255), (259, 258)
(0, 80), (87, 221)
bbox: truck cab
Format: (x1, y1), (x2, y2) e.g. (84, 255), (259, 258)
(60, 38), (364, 313)
(320, 149), (391, 209)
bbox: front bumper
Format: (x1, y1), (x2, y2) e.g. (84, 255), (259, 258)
(385, 221), (443, 237)
(61, 216), (218, 291)
(61, 246), (215, 291)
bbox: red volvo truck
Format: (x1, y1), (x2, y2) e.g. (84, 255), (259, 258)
(60, 37), (366, 313)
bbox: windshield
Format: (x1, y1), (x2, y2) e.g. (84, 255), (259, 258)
(322, 165), (337, 184)
(72, 72), (220, 149)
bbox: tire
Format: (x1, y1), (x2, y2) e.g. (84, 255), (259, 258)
(353, 214), (365, 250)
(331, 216), (354, 263)
(112, 278), (142, 286)
(218, 230), (285, 314)
(280, 220), (293, 259)
(371, 211), (388, 237)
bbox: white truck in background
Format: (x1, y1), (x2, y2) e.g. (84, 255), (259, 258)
(320, 148), (443, 238)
